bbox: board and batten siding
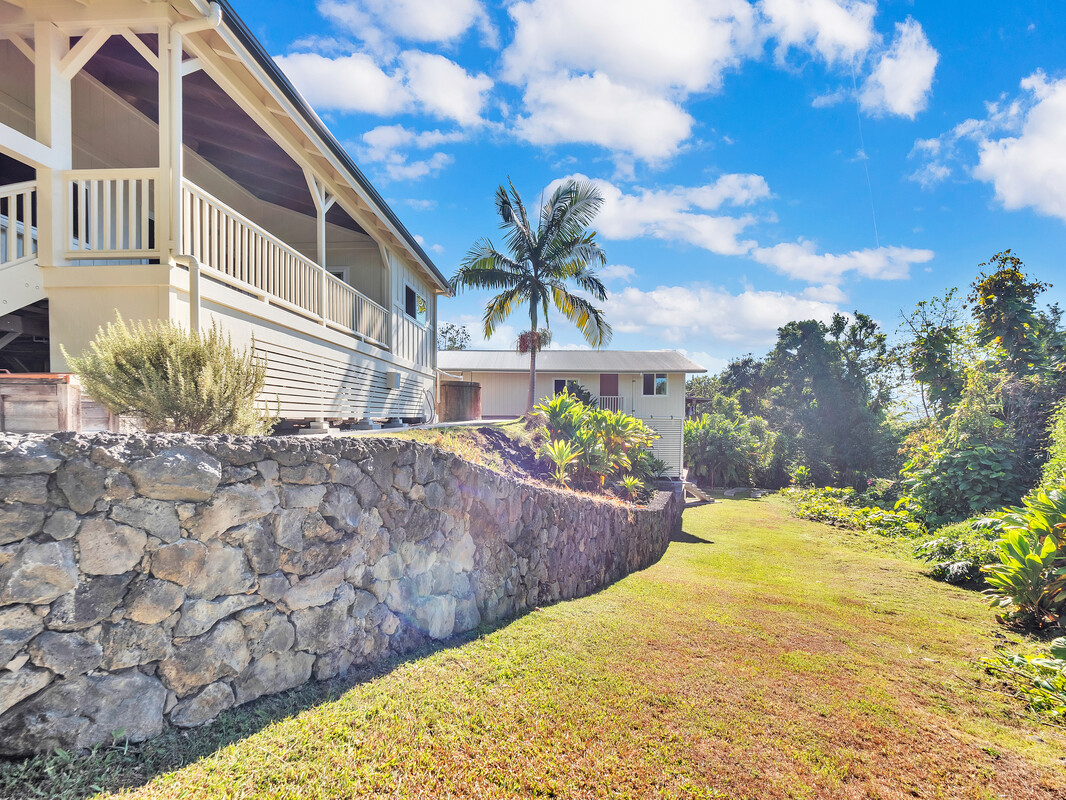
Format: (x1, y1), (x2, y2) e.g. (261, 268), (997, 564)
(390, 250), (436, 371)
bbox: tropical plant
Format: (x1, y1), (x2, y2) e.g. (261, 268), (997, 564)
(981, 481), (1066, 628)
(685, 396), (773, 489)
(619, 475), (644, 502)
(1041, 399), (1066, 490)
(982, 638), (1066, 723)
(64, 315), (275, 435)
(913, 518), (1001, 585)
(449, 179), (612, 410)
(534, 391), (586, 441)
(540, 439), (583, 487)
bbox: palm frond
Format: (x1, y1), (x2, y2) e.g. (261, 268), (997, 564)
(551, 286), (613, 348)
(483, 285), (528, 338)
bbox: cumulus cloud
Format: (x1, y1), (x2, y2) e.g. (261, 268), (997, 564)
(751, 241), (934, 283)
(759, 0), (877, 65)
(354, 125), (464, 181)
(602, 284), (842, 344)
(515, 74), (695, 162)
(274, 50), (492, 125)
(273, 52), (409, 115)
(860, 18), (938, 118)
(973, 72), (1066, 222)
(318, 0), (495, 54)
(907, 70), (1066, 223)
(545, 173), (770, 255)
(502, 0), (759, 93)
(599, 264), (637, 283)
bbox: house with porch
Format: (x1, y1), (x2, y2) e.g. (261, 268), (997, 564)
(0, 0), (446, 432)
(436, 350), (706, 478)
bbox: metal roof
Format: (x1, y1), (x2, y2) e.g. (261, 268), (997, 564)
(437, 350), (707, 374)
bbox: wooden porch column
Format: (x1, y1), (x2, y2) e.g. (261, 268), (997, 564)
(304, 170), (335, 326)
(34, 22), (71, 268)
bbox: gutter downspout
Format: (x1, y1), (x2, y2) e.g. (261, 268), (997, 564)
(168, 3), (222, 259)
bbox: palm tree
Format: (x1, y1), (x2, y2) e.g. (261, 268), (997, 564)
(450, 179), (612, 411)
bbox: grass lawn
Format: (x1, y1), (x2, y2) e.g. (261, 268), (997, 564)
(5, 495), (1066, 799)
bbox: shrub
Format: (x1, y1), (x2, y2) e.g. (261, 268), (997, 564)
(786, 486), (925, 538)
(982, 637), (1066, 723)
(65, 315), (276, 435)
(912, 519), (1000, 585)
(540, 439), (582, 487)
(1041, 399), (1066, 490)
(532, 394), (658, 497)
(980, 480), (1066, 629)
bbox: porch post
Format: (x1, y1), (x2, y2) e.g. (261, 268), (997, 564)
(34, 22), (72, 268)
(304, 169), (335, 326)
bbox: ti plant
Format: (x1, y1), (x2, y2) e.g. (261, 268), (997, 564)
(982, 637), (1066, 722)
(981, 480), (1066, 629)
(540, 439), (583, 487)
(619, 475), (644, 502)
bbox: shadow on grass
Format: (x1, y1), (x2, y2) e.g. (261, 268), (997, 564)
(672, 530), (714, 544)
(0, 618), (517, 800)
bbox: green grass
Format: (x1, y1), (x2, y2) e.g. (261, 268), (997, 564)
(4, 496), (1066, 799)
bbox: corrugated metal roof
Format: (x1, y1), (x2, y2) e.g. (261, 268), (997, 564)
(437, 350), (707, 374)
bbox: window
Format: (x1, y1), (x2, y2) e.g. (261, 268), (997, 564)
(642, 373), (668, 396)
(404, 285), (427, 324)
(553, 379), (586, 399)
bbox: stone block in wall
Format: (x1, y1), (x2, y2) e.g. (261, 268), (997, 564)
(233, 650), (315, 705)
(0, 671), (167, 755)
(76, 518), (147, 575)
(0, 540), (77, 605)
(170, 681), (235, 728)
(126, 447), (222, 502)
(45, 572), (134, 631)
(158, 619), (250, 696)
(110, 498), (181, 542)
(0, 503), (46, 545)
(27, 630), (102, 677)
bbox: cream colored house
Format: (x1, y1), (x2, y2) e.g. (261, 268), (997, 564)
(437, 350), (706, 477)
(0, 0), (447, 431)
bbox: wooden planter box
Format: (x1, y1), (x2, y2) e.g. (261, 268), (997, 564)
(0, 373), (117, 433)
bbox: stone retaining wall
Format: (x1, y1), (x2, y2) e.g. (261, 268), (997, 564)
(0, 432), (681, 754)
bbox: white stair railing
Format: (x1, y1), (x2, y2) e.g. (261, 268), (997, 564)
(65, 169), (159, 260)
(182, 180), (389, 348)
(0, 181), (37, 269)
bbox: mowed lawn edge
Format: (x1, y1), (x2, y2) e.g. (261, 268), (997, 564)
(6, 495), (1065, 799)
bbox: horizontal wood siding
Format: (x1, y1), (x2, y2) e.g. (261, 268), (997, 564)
(253, 338), (432, 421)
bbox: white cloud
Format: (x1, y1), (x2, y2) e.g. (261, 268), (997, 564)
(602, 284), (842, 344)
(502, 0), (759, 93)
(400, 51), (493, 126)
(405, 199), (438, 211)
(801, 283), (848, 302)
(274, 52), (410, 115)
(973, 72), (1066, 222)
(759, 0), (877, 65)
(274, 51), (491, 125)
(860, 18), (938, 118)
(516, 74), (694, 162)
(751, 241), (934, 283)
(599, 264), (637, 283)
(355, 125), (464, 181)
(318, 0), (494, 52)
(546, 173), (770, 256)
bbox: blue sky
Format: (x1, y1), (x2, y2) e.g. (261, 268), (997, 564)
(234, 0), (1065, 373)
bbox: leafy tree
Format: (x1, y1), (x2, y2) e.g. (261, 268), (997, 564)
(450, 179), (612, 410)
(685, 374), (719, 399)
(64, 315), (275, 435)
(968, 250), (1057, 375)
(899, 289), (970, 420)
(717, 355), (769, 416)
(684, 396), (774, 489)
(437, 322), (471, 351)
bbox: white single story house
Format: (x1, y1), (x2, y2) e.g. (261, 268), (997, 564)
(437, 349), (706, 478)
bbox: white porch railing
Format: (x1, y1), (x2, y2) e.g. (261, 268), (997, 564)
(394, 313), (433, 368)
(599, 395), (625, 412)
(65, 168), (159, 260)
(0, 180), (37, 269)
(182, 180), (389, 349)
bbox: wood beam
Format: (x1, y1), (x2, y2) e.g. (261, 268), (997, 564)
(7, 32), (34, 64)
(58, 26), (111, 79)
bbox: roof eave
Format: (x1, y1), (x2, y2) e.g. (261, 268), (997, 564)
(202, 0), (451, 294)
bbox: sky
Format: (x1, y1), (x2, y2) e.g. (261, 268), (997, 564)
(233, 0), (1066, 374)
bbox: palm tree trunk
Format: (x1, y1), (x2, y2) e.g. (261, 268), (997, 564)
(526, 346), (537, 412)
